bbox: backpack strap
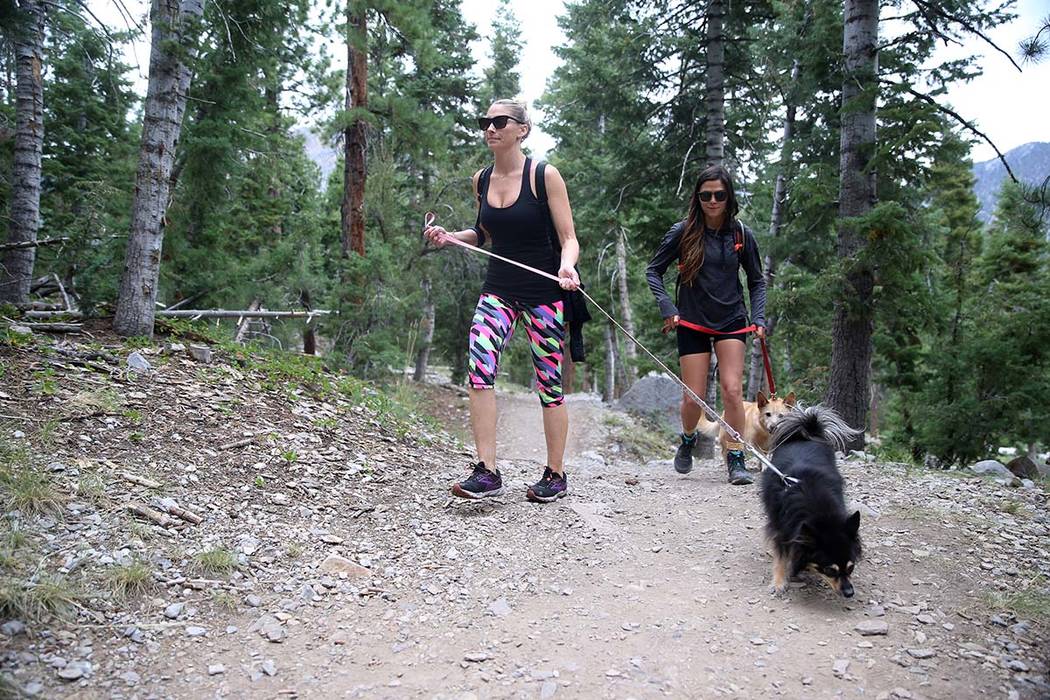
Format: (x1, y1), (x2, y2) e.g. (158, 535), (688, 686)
(472, 165), (494, 247)
(534, 161), (561, 256)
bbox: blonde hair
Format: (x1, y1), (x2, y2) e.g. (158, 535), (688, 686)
(490, 99), (531, 140)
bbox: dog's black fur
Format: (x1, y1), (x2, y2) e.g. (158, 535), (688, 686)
(761, 405), (863, 597)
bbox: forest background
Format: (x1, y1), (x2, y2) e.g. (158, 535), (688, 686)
(2, 0), (1049, 465)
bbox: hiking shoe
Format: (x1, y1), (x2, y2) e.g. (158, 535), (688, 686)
(674, 432), (698, 474)
(452, 462), (503, 499)
(526, 466), (568, 503)
(726, 449), (753, 485)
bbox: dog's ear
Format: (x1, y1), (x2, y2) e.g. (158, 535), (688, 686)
(784, 391), (797, 407)
(757, 391), (768, 408)
(845, 510), (861, 536)
(793, 522), (815, 546)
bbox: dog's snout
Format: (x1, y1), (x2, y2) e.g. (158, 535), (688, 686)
(841, 578), (854, 598)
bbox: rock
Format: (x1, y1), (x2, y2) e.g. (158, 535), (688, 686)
(848, 500), (880, 519)
(245, 594), (262, 608)
(185, 626), (207, 637)
(120, 671), (140, 686)
(207, 664), (225, 676)
(164, 342), (186, 355)
(906, 648), (935, 659)
(260, 660), (277, 677)
(970, 460), (1013, 478)
(9, 324), (32, 336)
(618, 374), (682, 431)
(855, 620), (889, 636)
(1, 620), (26, 637)
(47, 461), (67, 472)
(464, 652), (490, 662)
(318, 555), (371, 578)
(1004, 658), (1029, 672)
(126, 351), (151, 373)
(488, 597), (512, 618)
(23, 682), (44, 696)
(187, 345), (213, 363)
(832, 658), (850, 677)
(320, 534), (343, 544)
(541, 679), (558, 698)
(1006, 456), (1039, 479)
(239, 536), (261, 556)
(57, 661), (90, 681)
(163, 602), (185, 620)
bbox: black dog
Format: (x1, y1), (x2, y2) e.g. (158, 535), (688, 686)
(761, 405), (862, 597)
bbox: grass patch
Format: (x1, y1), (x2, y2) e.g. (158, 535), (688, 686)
(0, 460), (65, 518)
(210, 590), (238, 611)
(0, 575), (79, 622)
(603, 412), (672, 461)
(76, 472), (108, 504)
(70, 387), (123, 415)
(190, 548), (237, 577)
(106, 560), (155, 599)
(987, 574), (1050, 623)
(284, 543), (304, 560)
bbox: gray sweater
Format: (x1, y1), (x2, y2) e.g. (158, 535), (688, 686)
(646, 220), (767, 330)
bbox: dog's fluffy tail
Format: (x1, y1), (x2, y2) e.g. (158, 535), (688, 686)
(770, 405), (861, 452)
(694, 413), (721, 439)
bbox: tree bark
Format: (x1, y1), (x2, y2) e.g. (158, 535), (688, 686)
(1, 0), (46, 304)
(341, 0), (367, 257)
(603, 320), (616, 402)
(825, 0), (878, 449)
(747, 58), (800, 400)
(615, 226), (639, 385)
(413, 277), (435, 382)
(113, 0), (205, 338)
(704, 0), (725, 167)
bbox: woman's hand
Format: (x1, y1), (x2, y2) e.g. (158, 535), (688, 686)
(662, 315), (679, 334)
(423, 225), (453, 248)
(755, 325), (766, 340)
(558, 265), (580, 291)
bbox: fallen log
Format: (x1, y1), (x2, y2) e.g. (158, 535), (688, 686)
(127, 503), (174, 528)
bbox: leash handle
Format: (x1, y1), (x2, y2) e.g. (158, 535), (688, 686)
(422, 212), (797, 486)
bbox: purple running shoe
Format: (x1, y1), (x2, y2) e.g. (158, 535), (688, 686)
(526, 466), (568, 503)
(452, 462), (503, 499)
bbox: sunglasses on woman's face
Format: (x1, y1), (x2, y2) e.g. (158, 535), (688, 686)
(477, 115), (524, 131)
(698, 190), (728, 202)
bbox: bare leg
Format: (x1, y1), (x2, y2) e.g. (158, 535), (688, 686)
(714, 339), (746, 435)
(469, 387), (498, 470)
(679, 353), (712, 433)
(542, 403), (569, 474)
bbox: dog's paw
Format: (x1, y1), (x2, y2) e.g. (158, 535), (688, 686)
(768, 584), (788, 598)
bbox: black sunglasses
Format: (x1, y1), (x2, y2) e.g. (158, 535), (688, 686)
(698, 190), (728, 202)
(477, 115), (524, 131)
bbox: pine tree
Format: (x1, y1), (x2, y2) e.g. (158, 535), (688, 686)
(479, 0), (523, 105)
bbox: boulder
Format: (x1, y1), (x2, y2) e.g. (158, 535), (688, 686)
(1005, 456), (1039, 480)
(618, 373), (680, 429)
(970, 460), (1013, 478)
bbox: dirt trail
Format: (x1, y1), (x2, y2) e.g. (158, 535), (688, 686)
(139, 389), (1046, 699)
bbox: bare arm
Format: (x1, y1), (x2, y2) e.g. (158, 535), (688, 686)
(543, 164), (580, 290)
(422, 170), (484, 247)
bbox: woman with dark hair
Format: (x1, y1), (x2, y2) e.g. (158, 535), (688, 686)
(423, 99), (581, 503)
(645, 165), (767, 485)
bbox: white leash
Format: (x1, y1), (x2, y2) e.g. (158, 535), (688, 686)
(423, 212), (798, 486)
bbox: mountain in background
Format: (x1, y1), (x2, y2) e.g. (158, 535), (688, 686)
(972, 141), (1050, 223)
(295, 126), (339, 185)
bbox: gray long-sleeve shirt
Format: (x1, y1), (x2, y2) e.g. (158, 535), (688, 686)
(645, 220), (767, 330)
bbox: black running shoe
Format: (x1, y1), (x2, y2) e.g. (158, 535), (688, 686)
(726, 449), (753, 485)
(452, 462), (503, 499)
(526, 466), (568, 503)
(674, 432), (698, 474)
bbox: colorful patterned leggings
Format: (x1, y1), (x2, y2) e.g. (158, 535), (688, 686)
(468, 293), (566, 407)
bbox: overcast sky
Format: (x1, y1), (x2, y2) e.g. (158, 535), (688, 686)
(90, 0), (1048, 164)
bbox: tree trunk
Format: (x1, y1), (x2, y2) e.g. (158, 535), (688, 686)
(825, 0), (878, 449)
(603, 320), (616, 402)
(704, 0), (725, 167)
(113, 0), (205, 338)
(0, 0), (46, 304)
(615, 226), (638, 385)
(747, 58), (800, 400)
(413, 277), (435, 382)
(341, 1), (367, 257)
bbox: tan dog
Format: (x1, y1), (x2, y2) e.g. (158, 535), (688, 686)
(695, 391), (797, 458)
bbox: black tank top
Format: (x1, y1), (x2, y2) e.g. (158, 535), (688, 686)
(479, 158), (561, 306)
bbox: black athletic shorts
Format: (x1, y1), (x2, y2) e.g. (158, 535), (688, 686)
(676, 318), (749, 357)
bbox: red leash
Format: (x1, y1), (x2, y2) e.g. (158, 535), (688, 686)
(675, 319), (778, 398)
